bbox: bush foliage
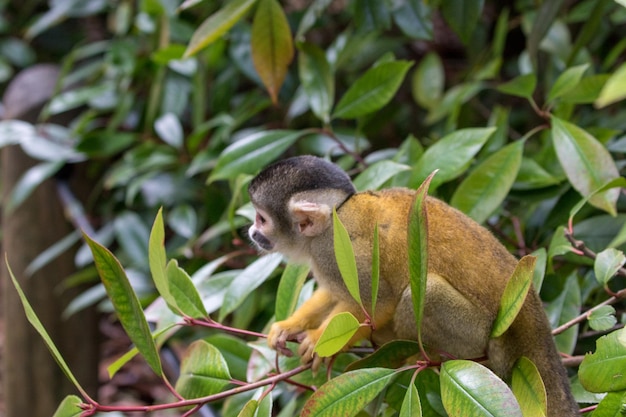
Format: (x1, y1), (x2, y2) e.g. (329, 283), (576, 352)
(1, 0), (626, 416)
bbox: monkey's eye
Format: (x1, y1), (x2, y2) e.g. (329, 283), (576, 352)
(256, 213), (266, 225)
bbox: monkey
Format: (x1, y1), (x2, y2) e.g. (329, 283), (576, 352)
(248, 155), (579, 416)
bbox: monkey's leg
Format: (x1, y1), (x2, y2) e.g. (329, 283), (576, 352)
(393, 273), (492, 360)
(268, 287), (337, 355)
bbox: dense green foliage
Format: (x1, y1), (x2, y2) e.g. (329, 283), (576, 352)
(2, 0), (626, 415)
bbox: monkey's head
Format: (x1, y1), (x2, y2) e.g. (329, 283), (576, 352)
(248, 155), (356, 261)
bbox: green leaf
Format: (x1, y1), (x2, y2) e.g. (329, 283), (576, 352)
(409, 127), (495, 190)
(314, 312), (361, 357)
(333, 208), (361, 305)
(391, 0), (432, 40)
(209, 130), (305, 183)
(237, 399), (258, 417)
(275, 263), (310, 321)
(594, 248), (626, 285)
(530, 248), (547, 292)
(568, 178), (626, 225)
(298, 41), (334, 124)
(83, 233), (163, 376)
(353, 160), (410, 191)
(332, 60), (413, 119)
(551, 116), (620, 215)
(301, 368), (396, 417)
(400, 382), (422, 417)
(496, 73), (537, 99)
(425, 82), (483, 125)
(513, 158), (559, 190)
(219, 253), (282, 320)
(491, 256), (536, 338)
(440, 0), (485, 45)
(547, 64), (589, 102)
(154, 112), (183, 149)
(545, 273), (580, 355)
(165, 259), (208, 318)
(588, 305), (617, 332)
(175, 340), (232, 399)
(595, 62), (626, 108)
(411, 52), (444, 109)
(408, 170), (436, 352)
(441, 360), (522, 417)
(561, 74), (610, 104)
(4, 161), (63, 214)
(346, 340), (421, 372)
(593, 391), (626, 416)
(579, 330), (626, 392)
(5, 256), (87, 397)
(184, 0), (257, 57)
(251, 0), (294, 104)
(451, 140), (524, 224)
(52, 395), (84, 417)
(511, 357), (547, 417)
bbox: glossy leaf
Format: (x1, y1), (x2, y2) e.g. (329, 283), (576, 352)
(561, 74), (609, 104)
(593, 391), (626, 416)
(4, 161), (63, 214)
(392, 0), (432, 40)
(491, 255), (536, 338)
(333, 60), (413, 119)
(496, 73), (536, 99)
(441, 360), (522, 417)
(594, 248), (626, 285)
(148, 208), (173, 308)
(314, 312), (360, 357)
(579, 330), (626, 392)
(184, 0), (257, 57)
(333, 208), (361, 305)
(551, 116), (620, 215)
(165, 259), (208, 318)
(346, 340), (421, 372)
(6, 257), (87, 396)
(251, 0), (294, 104)
(175, 340), (232, 399)
(301, 368), (395, 417)
(400, 382), (422, 417)
(545, 274), (580, 355)
(511, 357), (547, 417)
(209, 130), (305, 182)
(275, 263), (310, 321)
(237, 399), (258, 417)
(296, 0), (333, 39)
(588, 305), (617, 332)
(83, 233), (163, 376)
(595, 62), (626, 108)
(353, 160), (410, 191)
(451, 140), (523, 224)
(408, 170), (436, 352)
(568, 177), (626, 225)
(298, 42), (334, 123)
(440, 0), (485, 45)
(219, 253), (282, 320)
(546, 64), (589, 102)
(425, 82), (483, 125)
(409, 127), (495, 190)
(168, 204), (198, 239)
(52, 395), (84, 417)
(154, 112), (183, 149)
(411, 52), (444, 109)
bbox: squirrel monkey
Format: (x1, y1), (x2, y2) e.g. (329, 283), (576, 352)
(248, 155), (579, 416)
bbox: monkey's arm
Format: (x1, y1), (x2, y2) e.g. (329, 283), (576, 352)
(268, 287), (337, 355)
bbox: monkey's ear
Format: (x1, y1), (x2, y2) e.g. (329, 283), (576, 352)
(289, 201), (332, 237)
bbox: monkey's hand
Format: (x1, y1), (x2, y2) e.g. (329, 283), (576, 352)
(267, 320), (306, 357)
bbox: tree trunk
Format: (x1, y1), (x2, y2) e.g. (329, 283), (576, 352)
(1, 64), (98, 417)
